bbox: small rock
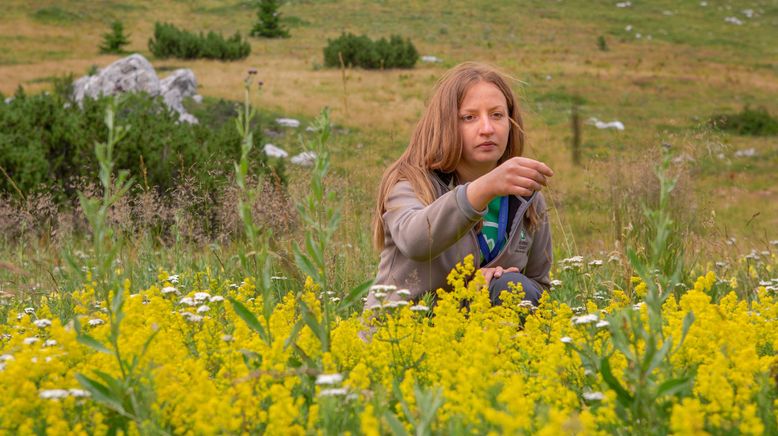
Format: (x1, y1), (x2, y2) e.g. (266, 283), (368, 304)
(616, 1), (631, 8)
(421, 55), (442, 63)
(3, 97), (13, 104)
(734, 148), (757, 158)
(178, 113), (199, 125)
(291, 151), (317, 166)
(276, 118), (300, 128)
(192, 94), (203, 104)
(724, 16), (743, 25)
(587, 117), (625, 131)
(263, 144), (288, 158)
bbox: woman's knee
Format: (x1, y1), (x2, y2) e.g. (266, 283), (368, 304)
(488, 272), (544, 307)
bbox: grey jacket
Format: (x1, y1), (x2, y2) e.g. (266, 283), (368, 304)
(365, 172), (552, 308)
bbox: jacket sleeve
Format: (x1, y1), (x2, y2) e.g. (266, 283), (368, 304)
(383, 180), (485, 262)
(523, 191), (552, 291)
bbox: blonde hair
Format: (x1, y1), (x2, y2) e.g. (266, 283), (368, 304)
(373, 62), (538, 250)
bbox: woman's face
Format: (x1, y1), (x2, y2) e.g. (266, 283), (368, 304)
(456, 81), (510, 177)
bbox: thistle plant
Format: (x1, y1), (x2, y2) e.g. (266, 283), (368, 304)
(228, 70), (276, 345)
(65, 97), (161, 434)
(68, 96), (133, 301)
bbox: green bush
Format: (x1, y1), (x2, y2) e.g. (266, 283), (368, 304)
(323, 33), (418, 69)
(250, 0), (290, 39)
(100, 21), (131, 54)
(148, 22), (250, 61)
(0, 88), (281, 199)
(709, 105), (778, 136)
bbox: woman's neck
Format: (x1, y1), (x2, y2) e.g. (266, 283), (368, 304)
(455, 162), (495, 183)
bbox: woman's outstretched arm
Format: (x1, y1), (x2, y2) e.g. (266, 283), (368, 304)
(383, 180), (485, 261)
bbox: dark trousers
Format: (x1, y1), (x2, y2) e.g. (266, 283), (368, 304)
(488, 272), (544, 307)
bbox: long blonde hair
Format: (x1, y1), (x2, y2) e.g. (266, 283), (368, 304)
(373, 62), (537, 250)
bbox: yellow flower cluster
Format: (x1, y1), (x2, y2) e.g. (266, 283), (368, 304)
(0, 257), (775, 434)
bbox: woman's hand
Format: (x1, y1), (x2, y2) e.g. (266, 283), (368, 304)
(479, 266), (519, 286)
(467, 157), (554, 211)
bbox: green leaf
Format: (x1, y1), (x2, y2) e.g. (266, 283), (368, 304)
(77, 333), (112, 354)
(677, 310), (695, 350)
(228, 297), (270, 343)
(657, 376), (691, 397)
(600, 357), (633, 408)
(339, 279), (372, 312)
(646, 335), (673, 375)
(76, 373), (130, 417)
(284, 319), (305, 350)
(383, 410), (410, 436)
(298, 299), (328, 353)
(293, 245), (319, 283)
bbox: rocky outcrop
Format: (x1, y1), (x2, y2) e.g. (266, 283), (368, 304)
(71, 54), (200, 124)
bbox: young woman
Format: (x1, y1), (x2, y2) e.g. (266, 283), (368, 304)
(366, 62), (554, 310)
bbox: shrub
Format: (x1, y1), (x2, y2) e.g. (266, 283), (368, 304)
(148, 22), (250, 61)
(99, 20), (131, 54)
(250, 0), (290, 39)
(0, 89), (281, 200)
(597, 35), (608, 51)
(709, 105), (778, 136)
(323, 32), (418, 69)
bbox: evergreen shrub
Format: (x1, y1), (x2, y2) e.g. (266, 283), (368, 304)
(709, 105), (778, 136)
(0, 88), (280, 199)
(323, 33), (418, 69)
(148, 22), (250, 61)
(250, 0), (290, 38)
(100, 21), (131, 54)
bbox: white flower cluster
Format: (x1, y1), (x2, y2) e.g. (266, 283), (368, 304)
(559, 256), (584, 271)
(39, 389), (91, 400)
(33, 319), (52, 328)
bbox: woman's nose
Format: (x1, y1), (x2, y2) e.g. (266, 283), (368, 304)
(479, 116), (495, 135)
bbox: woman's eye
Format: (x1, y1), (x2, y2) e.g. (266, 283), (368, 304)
(460, 114), (475, 122)
(491, 112), (505, 119)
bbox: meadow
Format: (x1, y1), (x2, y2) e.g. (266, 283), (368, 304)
(0, 0), (777, 433)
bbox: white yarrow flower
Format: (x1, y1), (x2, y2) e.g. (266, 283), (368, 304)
(572, 314), (599, 325)
(167, 274), (179, 284)
(194, 292), (211, 302)
(596, 320), (610, 328)
(196, 305), (210, 313)
(0, 354), (13, 362)
(396, 289), (411, 298)
(33, 319), (52, 328)
(69, 389), (90, 398)
(319, 388), (348, 397)
(161, 286), (178, 295)
(560, 336), (573, 344)
(44, 339), (58, 347)
(179, 297), (196, 306)
(24, 307), (35, 315)
(23, 337), (40, 345)
(315, 373), (343, 385)
(40, 389), (69, 400)
(583, 391), (605, 401)
(588, 259), (604, 267)
(88, 318), (105, 326)
(410, 305), (430, 312)
(550, 279), (563, 287)
(209, 295), (224, 303)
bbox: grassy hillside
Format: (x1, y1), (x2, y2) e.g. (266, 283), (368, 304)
(1, 0), (777, 260)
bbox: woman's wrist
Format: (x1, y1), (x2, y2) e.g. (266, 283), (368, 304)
(465, 177), (493, 212)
